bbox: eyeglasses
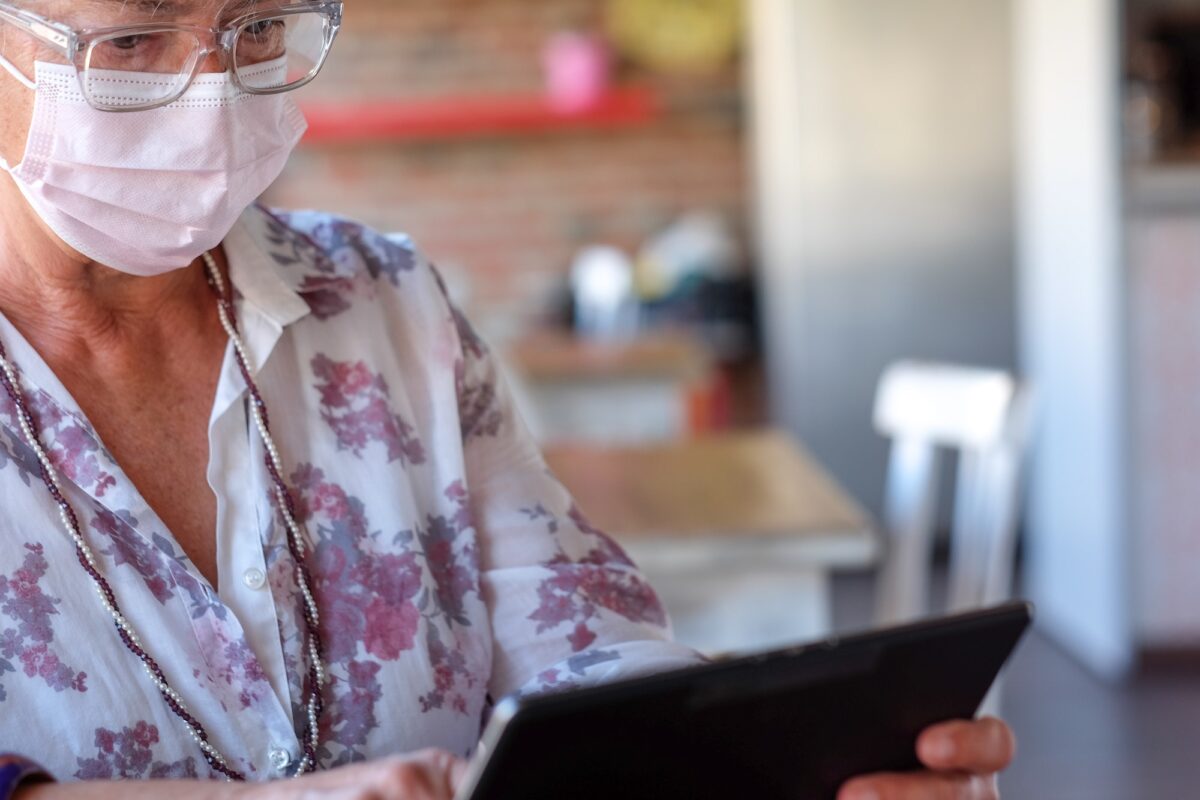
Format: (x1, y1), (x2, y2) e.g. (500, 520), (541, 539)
(0, 1), (342, 112)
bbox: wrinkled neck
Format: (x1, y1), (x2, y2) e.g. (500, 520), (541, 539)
(0, 195), (215, 366)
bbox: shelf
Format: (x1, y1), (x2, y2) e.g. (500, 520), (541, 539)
(299, 86), (661, 144)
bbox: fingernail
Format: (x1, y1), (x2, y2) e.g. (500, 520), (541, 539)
(925, 736), (956, 762)
(844, 788), (880, 800)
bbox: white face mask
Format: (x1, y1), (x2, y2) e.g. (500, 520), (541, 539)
(0, 55), (306, 277)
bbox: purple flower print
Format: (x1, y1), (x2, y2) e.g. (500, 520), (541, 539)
(417, 482), (479, 626)
(0, 543), (87, 698)
(289, 466), (484, 748)
(298, 275), (355, 321)
(312, 355), (427, 466)
(417, 623), (476, 715)
(0, 388), (117, 498)
(91, 509), (175, 605)
(261, 208), (335, 273)
(455, 360), (503, 441)
(530, 649), (622, 694)
(433, 267), (503, 441)
(569, 506), (637, 569)
(526, 506), (667, 652)
(73, 722), (198, 780)
(302, 217), (417, 288)
(319, 659), (382, 767)
(0, 428), (38, 488)
(260, 210), (418, 322)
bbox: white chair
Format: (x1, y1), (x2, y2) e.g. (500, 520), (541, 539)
(873, 361), (1032, 627)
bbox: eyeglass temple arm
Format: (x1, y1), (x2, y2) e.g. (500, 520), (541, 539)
(0, 3), (73, 57)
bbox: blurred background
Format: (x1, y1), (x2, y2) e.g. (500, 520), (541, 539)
(266, 0), (1200, 795)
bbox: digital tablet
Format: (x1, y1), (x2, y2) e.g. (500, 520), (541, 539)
(456, 602), (1033, 800)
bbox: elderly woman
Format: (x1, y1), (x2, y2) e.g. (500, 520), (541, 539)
(0, 1), (1015, 798)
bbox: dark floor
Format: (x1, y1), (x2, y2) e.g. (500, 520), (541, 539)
(831, 574), (1200, 799)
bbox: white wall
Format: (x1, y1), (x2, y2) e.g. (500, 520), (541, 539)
(750, 0), (1138, 677)
(747, 0), (1017, 518)
(1015, 0), (1135, 678)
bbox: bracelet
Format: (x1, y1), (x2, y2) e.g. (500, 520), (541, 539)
(0, 755), (52, 800)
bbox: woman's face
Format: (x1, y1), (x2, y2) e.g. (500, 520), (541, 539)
(0, 1), (248, 167)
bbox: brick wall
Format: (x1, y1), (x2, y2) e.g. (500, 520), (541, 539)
(264, 0), (749, 325)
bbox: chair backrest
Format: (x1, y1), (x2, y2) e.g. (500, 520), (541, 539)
(873, 361), (1031, 626)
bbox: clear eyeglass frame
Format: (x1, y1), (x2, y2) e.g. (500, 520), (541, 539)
(0, 0), (343, 112)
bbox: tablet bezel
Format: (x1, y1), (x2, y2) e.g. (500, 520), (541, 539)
(455, 602), (1033, 800)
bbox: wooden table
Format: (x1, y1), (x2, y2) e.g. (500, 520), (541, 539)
(508, 331), (716, 443)
(545, 430), (878, 654)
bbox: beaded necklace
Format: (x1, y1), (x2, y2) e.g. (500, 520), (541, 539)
(0, 252), (327, 780)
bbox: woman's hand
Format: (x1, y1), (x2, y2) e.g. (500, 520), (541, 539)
(838, 718), (1016, 800)
(242, 750), (469, 800)
(16, 750), (469, 800)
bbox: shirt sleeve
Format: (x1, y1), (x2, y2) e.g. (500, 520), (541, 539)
(439, 281), (703, 700)
(0, 755), (52, 800)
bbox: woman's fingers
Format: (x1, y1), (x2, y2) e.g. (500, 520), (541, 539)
(836, 718), (1013, 800)
(838, 771), (999, 800)
(369, 750), (468, 799)
(916, 718), (1016, 774)
(251, 750), (469, 800)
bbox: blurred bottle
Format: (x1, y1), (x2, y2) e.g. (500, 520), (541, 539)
(571, 245), (640, 340)
(1126, 40), (1177, 162)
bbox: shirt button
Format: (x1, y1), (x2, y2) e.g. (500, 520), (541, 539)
(268, 746), (293, 772)
(242, 567), (267, 591)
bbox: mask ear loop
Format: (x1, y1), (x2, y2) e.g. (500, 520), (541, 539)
(0, 51), (35, 91)
(0, 52), (34, 172)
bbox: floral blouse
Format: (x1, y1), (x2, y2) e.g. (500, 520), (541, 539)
(0, 206), (697, 782)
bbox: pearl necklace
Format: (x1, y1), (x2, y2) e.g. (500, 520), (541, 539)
(0, 252), (328, 780)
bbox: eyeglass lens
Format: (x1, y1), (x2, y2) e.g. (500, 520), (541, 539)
(235, 11), (330, 91)
(79, 9), (332, 108)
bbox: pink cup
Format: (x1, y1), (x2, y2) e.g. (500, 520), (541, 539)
(543, 32), (613, 113)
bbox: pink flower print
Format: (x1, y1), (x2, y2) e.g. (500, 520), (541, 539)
(352, 552), (424, 660)
(290, 466), (486, 740)
(568, 622), (597, 652)
(522, 502), (667, 651)
(74, 723), (198, 780)
(53, 424), (117, 497)
(0, 543), (87, 697)
(312, 355), (427, 466)
(292, 464), (366, 540)
(19, 643), (87, 692)
(362, 598), (421, 661)
(528, 559), (667, 653)
(292, 465), (427, 665)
